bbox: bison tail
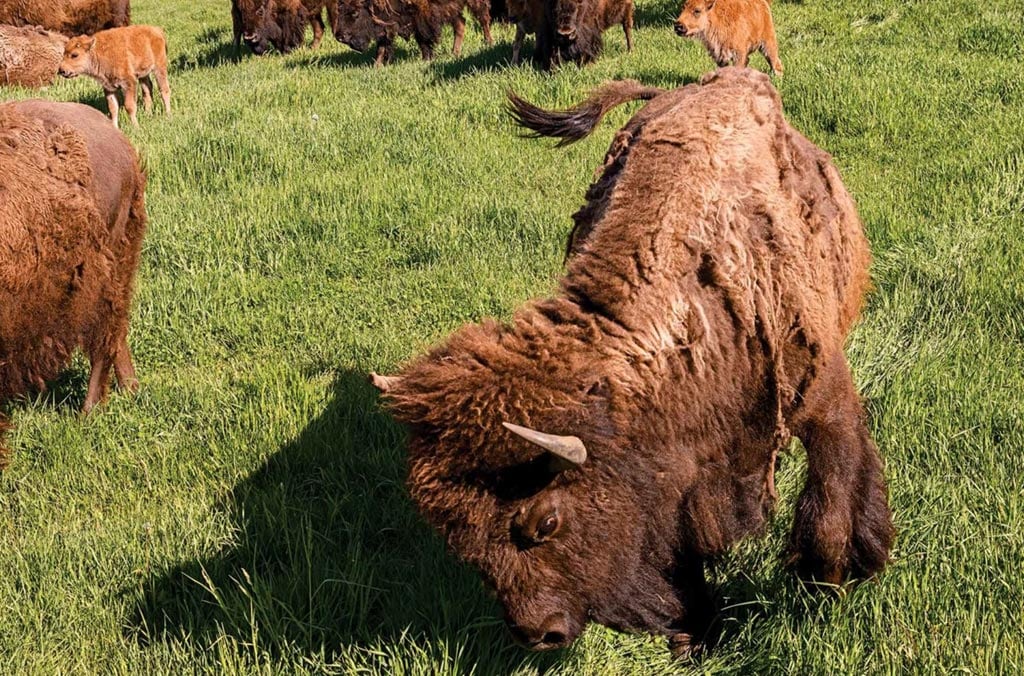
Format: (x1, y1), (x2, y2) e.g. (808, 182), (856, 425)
(507, 80), (664, 146)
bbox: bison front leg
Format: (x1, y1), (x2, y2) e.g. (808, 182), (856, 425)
(105, 90), (120, 128)
(114, 338), (139, 394)
(309, 11), (325, 49)
(511, 23), (525, 65)
(668, 553), (716, 658)
(374, 39), (394, 66)
(790, 353), (894, 586)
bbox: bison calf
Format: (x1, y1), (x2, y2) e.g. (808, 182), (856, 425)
(0, 100), (147, 468)
(0, 24), (67, 87)
(373, 68), (892, 656)
(674, 0), (782, 75)
(59, 25), (170, 128)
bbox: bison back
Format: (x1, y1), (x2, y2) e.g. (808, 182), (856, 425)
(0, 24), (67, 87)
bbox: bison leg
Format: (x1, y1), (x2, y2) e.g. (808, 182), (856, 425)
(232, 2), (243, 56)
(760, 31), (783, 76)
(140, 75), (154, 113)
(83, 352), (113, 414)
(155, 68), (171, 116)
(114, 339), (139, 394)
(309, 11), (325, 49)
(374, 39), (394, 66)
(789, 353), (894, 586)
(105, 90), (120, 128)
(512, 23), (526, 65)
(623, 2), (634, 52)
(122, 82), (139, 126)
(473, 2), (493, 46)
(449, 15), (466, 57)
(668, 553), (716, 658)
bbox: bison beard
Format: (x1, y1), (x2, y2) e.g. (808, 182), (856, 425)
(374, 69), (894, 656)
(232, 0), (309, 55)
(0, 101), (146, 468)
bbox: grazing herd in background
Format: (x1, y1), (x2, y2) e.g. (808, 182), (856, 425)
(0, 0), (895, 661)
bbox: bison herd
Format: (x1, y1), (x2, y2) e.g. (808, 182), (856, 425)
(0, 0), (894, 662)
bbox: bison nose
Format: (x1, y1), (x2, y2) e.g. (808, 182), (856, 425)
(674, 22), (687, 36)
(557, 27), (576, 40)
(508, 612), (571, 651)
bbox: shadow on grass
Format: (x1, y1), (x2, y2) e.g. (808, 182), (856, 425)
(428, 44), (520, 81)
(284, 48), (382, 71)
(128, 369), (558, 672)
(173, 28), (242, 71)
(634, 0), (678, 29)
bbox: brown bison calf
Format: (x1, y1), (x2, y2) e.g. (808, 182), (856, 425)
(0, 0), (130, 36)
(674, 0), (782, 75)
(0, 100), (147, 468)
(59, 25), (170, 128)
(0, 24), (67, 87)
(334, 0), (493, 65)
(373, 69), (892, 656)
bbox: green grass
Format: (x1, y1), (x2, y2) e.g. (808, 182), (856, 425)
(2, 0), (1023, 672)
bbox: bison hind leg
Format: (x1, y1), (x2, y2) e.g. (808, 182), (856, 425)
(789, 354), (894, 586)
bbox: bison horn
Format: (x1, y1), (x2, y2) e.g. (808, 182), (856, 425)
(369, 372), (402, 394)
(502, 422), (587, 467)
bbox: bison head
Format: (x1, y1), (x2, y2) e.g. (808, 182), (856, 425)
(373, 320), (688, 650)
(333, 0), (377, 53)
(241, 0), (309, 54)
(674, 0), (716, 38)
(552, 0), (581, 45)
(58, 36), (96, 79)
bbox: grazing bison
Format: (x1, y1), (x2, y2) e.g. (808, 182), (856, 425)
(334, 0), (493, 65)
(0, 0), (130, 36)
(232, 0), (341, 54)
(59, 25), (171, 127)
(0, 101), (147, 467)
(506, 0), (543, 65)
(537, 0), (633, 68)
(372, 69), (894, 655)
(0, 24), (67, 87)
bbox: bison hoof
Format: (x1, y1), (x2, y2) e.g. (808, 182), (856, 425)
(668, 632), (706, 660)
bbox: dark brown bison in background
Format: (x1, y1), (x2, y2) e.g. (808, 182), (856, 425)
(0, 101), (147, 468)
(0, 0), (130, 36)
(0, 24), (67, 87)
(334, 0), (493, 65)
(232, 0), (311, 55)
(536, 0), (633, 68)
(372, 68), (893, 655)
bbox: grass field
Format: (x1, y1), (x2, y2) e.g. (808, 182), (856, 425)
(2, 0), (1023, 672)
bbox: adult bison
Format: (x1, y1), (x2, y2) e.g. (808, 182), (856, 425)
(333, 0), (493, 65)
(0, 101), (147, 468)
(0, 24), (67, 87)
(0, 0), (130, 35)
(371, 69), (894, 655)
(535, 0), (633, 68)
(232, 0), (342, 54)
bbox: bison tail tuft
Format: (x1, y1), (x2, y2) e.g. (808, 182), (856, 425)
(507, 80), (664, 146)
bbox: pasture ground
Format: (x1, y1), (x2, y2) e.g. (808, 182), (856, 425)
(1, 0), (1023, 672)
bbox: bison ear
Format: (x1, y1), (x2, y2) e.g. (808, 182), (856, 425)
(85, 36), (96, 50)
(369, 372), (403, 394)
(502, 422), (587, 468)
(706, 0), (716, 10)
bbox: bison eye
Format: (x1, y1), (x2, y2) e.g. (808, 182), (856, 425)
(693, 9), (701, 16)
(536, 512), (559, 539)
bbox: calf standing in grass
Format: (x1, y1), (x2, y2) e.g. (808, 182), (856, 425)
(674, 0), (782, 75)
(59, 25), (170, 127)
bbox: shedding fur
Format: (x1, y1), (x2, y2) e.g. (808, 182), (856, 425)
(0, 0), (130, 36)
(0, 101), (146, 467)
(376, 69), (893, 656)
(0, 24), (67, 87)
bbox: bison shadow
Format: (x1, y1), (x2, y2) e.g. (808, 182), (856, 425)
(634, 0), (680, 29)
(173, 28), (244, 71)
(128, 368), (560, 673)
(428, 43), (524, 81)
(284, 48), (387, 71)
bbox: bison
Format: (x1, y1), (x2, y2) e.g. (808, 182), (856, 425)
(537, 0), (633, 68)
(232, 0), (342, 55)
(674, 0), (783, 75)
(0, 24), (67, 87)
(0, 100), (147, 468)
(371, 68), (894, 655)
(333, 0), (494, 65)
(0, 0), (130, 36)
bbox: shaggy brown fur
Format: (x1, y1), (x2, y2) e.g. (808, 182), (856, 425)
(375, 69), (893, 656)
(506, 0), (542, 65)
(0, 100), (146, 468)
(528, 0), (631, 69)
(0, 0), (130, 36)
(59, 25), (170, 128)
(232, 0), (336, 54)
(334, 0), (493, 65)
(0, 24), (66, 87)
(675, 0), (782, 75)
